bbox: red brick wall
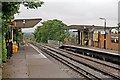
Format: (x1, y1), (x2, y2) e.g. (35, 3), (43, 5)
(99, 34), (119, 51)
(99, 34), (104, 48)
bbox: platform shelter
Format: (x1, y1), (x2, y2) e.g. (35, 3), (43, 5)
(5, 18), (42, 59)
(67, 25), (116, 49)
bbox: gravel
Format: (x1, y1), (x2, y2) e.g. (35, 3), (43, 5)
(41, 49), (84, 78)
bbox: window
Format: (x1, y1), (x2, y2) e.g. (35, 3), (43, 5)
(111, 36), (119, 43)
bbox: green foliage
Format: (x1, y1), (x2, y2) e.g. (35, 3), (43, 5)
(2, 35), (7, 62)
(30, 34), (35, 41)
(17, 31), (23, 43)
(2, 2), (21, 33)
(23, 1), (44, 9)
(0, 11), (1, 17)
(23, 32), (34, 41)
(0, 37), (1, 60)
(34, 19), (69, 43)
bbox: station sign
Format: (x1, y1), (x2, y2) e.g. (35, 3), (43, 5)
(9, 22), (16, 27)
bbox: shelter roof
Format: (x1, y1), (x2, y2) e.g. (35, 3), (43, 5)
(13, 18), (42, 28)
(68, 25), (115, 31)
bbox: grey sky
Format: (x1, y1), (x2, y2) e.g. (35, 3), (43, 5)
(14, 0), (119, 32)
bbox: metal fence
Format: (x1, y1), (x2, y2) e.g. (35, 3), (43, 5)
(48, 40), (63, 46)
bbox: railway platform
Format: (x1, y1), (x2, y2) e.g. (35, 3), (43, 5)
(60, 44), (120, 65)
(61, 44), (119, 56)
(47, 43), (119, 58)
(2, 44), (70, 78)
(47, 43), (119, 55)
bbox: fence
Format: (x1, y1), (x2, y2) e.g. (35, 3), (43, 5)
(48, 40), (63, 46)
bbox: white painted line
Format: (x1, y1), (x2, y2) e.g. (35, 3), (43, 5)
(30, 44), (47, 58)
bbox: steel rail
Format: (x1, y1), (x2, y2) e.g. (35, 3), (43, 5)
(43, 44), (120, 80)
(32, 43), (101, 80)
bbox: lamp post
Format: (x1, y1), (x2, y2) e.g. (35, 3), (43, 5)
(99, 18), (106, 49)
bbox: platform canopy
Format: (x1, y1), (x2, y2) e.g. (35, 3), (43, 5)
(68, 25), (115, 31)
(13, 18), (42, 28)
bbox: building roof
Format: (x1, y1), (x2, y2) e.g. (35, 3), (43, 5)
(68, 25), (116, 31)
(13, 18), (42, 28)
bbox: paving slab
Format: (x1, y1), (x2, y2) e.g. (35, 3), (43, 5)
(27, 44), (70, 78)
(2, 44), (70, 78)
(2, 46), (29, 78)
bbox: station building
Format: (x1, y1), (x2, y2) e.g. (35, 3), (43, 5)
(64, 25), (119, 51)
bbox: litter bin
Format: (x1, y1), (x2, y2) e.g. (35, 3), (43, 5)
(12, 44), (18, 53)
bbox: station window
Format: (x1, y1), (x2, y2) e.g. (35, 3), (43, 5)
(111, 36), (119, 43)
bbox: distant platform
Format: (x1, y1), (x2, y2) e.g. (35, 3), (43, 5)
(62, 44), (119, 56)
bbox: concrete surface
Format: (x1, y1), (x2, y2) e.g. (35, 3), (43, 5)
(2, 46), (29, 78)
(2, 44), (70, 78)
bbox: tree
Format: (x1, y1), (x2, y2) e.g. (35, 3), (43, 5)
(34, 19), (69, 43)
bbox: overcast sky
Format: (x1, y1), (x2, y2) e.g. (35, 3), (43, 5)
(14, 0), (119, 32)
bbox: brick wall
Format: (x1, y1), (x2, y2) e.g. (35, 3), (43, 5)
(99, 34), (119, 51)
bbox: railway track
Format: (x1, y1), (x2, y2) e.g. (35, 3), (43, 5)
(48, 44), (120, 70)
(31, 42), (120, 80)
(60, 45), (120, 65)
(47, 44), (120, 70)
(33, 43), (102, 80)
(59, 48), (120, 71)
